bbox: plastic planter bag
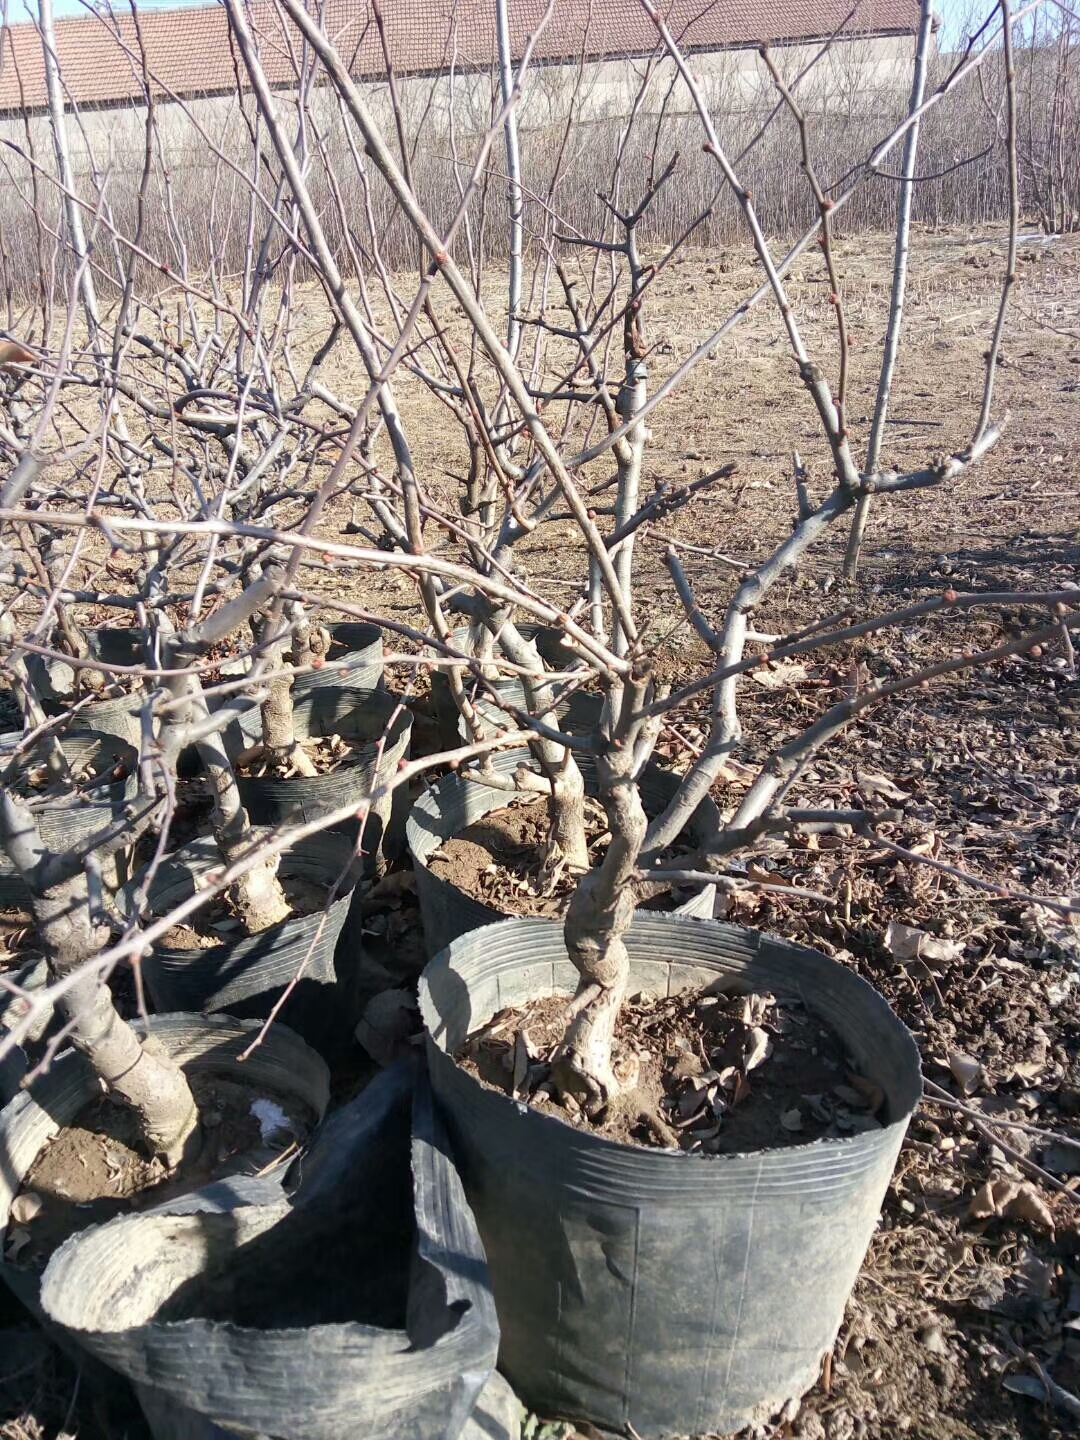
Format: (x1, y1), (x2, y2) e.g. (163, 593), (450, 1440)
(420, 913), (922, 1439)
(40, 1064), (509, 1440)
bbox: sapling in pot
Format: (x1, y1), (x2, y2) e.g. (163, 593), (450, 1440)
(0, 743), (198, 1163)
(0, 0), (1071, 1432)
(226, 0), (1080, 1128)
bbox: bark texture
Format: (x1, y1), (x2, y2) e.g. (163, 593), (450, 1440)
(0, 796), (198, 1165)
(488, 615), (590, 871)
(47, 886), (197, 1164)
(252, 614), (318, 778)
(552, 742), (646, 1110)
(160, 656), (291, 933)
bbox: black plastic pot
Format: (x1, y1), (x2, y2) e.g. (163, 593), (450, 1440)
(407, 747), (720, 959)
(0, 956), (48, 1102)
(0, 1041), (26, 1106)
(40, 1063), (511, 1440)
(0, 730), (139, 904)
(232, 622), (384, 747)
(28, 627), (147, 748)
(236, 692), (412, 866)
(133, 833), (363, 1057)
(0, 1013), (329, 1321)
(420, 913), (922, 1439)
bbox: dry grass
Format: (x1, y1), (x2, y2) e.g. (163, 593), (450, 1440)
(0, 33), (1075, 313)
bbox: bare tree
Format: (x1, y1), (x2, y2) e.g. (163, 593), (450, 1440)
(0, 0), (1073, 1137)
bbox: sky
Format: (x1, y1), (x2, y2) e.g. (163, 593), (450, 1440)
(27, 0), (208, 16)
(26, 0), (995, 50)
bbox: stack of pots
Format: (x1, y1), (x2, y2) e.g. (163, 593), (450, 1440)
(134, 628), (409, 1059)
(0, 626), (521, 1439)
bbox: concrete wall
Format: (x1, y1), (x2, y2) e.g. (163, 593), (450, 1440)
(0, 32), (916, 178)
(373, 33), (918, 135)
(0, 32), (919, 290)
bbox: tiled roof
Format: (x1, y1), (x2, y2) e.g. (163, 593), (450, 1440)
(0, 1), (919, 114)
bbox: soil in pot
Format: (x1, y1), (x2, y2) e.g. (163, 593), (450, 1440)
(236, 730), (359, 781)
(7, 1071), (312, 1272)
(0, 902), (38, 961)
(459, 984), (887, 1152)
(158, 872), (332, 950)
(429, 795), (698, 918)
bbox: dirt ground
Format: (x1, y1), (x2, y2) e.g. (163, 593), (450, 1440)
(2, 220), (1080, 1439)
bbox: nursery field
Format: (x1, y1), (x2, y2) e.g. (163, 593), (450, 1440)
(2, 221), (1080, 1440)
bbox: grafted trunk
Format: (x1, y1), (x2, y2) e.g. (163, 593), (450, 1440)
(251, 613), (320, 778)
(487, 616), (590, 871)
(534, 740), (588, 873)
(49, 894), (198, 1163)
(22, 869), (197, 1165)
(198, 731), (292, 932)
(552, 744), (646, 1110)
(159, 657), (292, 934)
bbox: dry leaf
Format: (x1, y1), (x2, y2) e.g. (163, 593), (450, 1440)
(970, 1177), (1020, 1220)
(687, 1125), (723, 1149)
(749, 660), (809, 689)
(10, 1192), (41, 1225)
(845, 1073), (886, 1112)
(741, 993), (774, 1026)
(742, 1026), (772, 1073)
(832, 1083), (867, 1109)
(1009, 1056), (1047, 1082)
(855, 770), (911, 802)
(715, 759), (757, 784)
(747, 862), (803, 889)
(677, 1086), (708, 1122)
(885, 921), (963, 967)
(948, 1049), (985, 1097)
(1004, 1185), (1055, 1230)
(968, 1177), (1053, 1229)
(1022, 904), (1080, 964)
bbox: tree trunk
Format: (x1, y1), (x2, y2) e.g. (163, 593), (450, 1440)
(485, 615), (590, 871)
(552, 742), (645, 1110)
(158, 659), (292, 933)
(197, 727), (293, 932)
(252, 613), (318, 778)
(39, 880), (199, 1164)
(544, 754), (589, 872)
(0, 789), (199, 1167)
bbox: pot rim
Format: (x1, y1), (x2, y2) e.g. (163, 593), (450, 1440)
(0, 1012), (330, 1227)
(420, 911), (922, 1166)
